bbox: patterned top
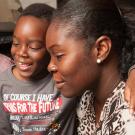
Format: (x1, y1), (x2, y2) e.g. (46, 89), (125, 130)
(77, 81), (135, 135)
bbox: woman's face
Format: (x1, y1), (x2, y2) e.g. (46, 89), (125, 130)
(11, 16), (50, 81)
(46, 23), (100, 97)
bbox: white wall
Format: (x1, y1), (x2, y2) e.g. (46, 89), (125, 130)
(0, 0), (57, 23)
(19, 0), (57, 9)
(0, 0), (14, 22)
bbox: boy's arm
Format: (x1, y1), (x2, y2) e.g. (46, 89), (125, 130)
(125, 68), (135, 111)
(0, 100), (13, 134)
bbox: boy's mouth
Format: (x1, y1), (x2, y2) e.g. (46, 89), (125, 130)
(18, 62), (32, 70)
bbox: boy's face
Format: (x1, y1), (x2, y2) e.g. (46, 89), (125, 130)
(46, 23), (99, 98)
(11, 16), (50, 80)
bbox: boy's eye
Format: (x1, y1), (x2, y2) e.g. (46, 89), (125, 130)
(12, 41), (20, 47)
(12, 37), (20, 47)
(28, 41), (43, 50)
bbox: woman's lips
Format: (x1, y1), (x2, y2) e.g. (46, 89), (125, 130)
(55, 81), (65, 89)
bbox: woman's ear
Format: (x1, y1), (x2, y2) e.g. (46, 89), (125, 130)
(95, 35), (112, 63)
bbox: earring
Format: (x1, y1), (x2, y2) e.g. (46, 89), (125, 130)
(97, 58), (101, 64)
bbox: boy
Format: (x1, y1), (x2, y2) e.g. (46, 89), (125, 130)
(0, 3), (76, 135)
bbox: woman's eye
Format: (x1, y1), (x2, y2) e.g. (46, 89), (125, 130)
(56, 54), (64, 61)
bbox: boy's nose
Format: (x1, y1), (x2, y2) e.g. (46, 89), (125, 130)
(18, 44), (28, 57)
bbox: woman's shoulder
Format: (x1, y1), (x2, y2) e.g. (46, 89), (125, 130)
(0, 53), (13, 73)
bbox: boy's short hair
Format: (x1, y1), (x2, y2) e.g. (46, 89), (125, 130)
(20, 3), (55, 21)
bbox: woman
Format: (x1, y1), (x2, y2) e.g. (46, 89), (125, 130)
(0, 53), (13, 73)
(46, 0), (135, 134)
(118, 0), (135, 111)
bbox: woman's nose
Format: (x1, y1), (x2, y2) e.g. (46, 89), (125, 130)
(48, 61), (57, 73)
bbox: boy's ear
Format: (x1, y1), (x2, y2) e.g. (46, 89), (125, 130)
(95, 35), (112, 62)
